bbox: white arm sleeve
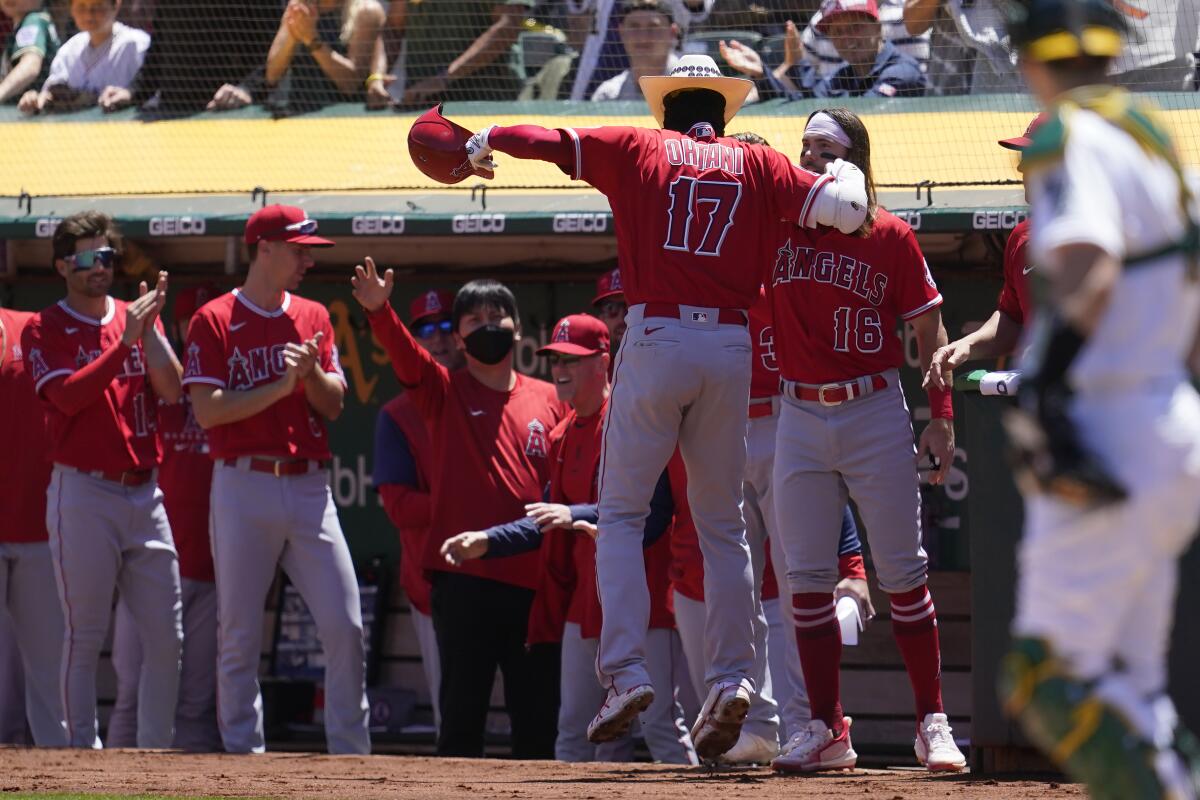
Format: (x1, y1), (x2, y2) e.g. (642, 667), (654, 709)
(806, 158), (868, 235)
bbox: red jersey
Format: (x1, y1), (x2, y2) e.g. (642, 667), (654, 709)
(368, 303), (568, 590)
(182, 290), (345, 461)
(0, 309), (52, 543)
(997, 219), (1033, 324)
(769, 210), (943, 383)
(748, 288), (779, 401)
(558, 124), (829, 309)
(529, 403), (673, 644)
(158, 395), (214, 582)
(22, 298), (163, 472)
(377, 394), (436, 616)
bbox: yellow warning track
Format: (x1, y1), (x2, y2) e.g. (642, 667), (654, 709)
(2, 108), (1197, 197)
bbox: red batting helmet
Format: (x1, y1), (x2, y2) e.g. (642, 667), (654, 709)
(408, 104), (481, 185)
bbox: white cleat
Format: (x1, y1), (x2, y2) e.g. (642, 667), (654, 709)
(771, 717), (858, 773)
(587, 684), (654, 744)
(717, 730), (780, 765)
(915, 712), (968, 772)
(691, 680), (752, 761)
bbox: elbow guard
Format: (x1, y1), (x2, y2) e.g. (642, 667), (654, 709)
(808, 159), (868, 234)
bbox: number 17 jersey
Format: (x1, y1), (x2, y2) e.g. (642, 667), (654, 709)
(769, 209), (942, 384)
(556, 123), (828, 310)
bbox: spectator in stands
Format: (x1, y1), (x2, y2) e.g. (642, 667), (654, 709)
(264, 0), (392, 114)
(591, 0), (678, 100)
(0, 0), (59, 104)
(1110, 0), (1198, 92)
(799, 0), (928, 83)
(398, 0), (532, 105)
(722, 0), (926, 97)
(902, 0), (1022, 94)
(18, 0), (148, 114)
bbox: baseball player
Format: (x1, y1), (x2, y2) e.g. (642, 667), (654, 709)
(21, 211), (184, 749)
(767, 107), (966, 773)
(925, 115), (1047, 383)
(373, 288), (463, 735)
(448, 53), (868, 759)
(0, 305), (67, 747)
(591, 268), (627, 352)
(107, 284), (222, 752)
(440, 314), (697, 764)
(183, 205), (370, 755)
(351, 274), (567, 758)
(996, 3), (1200, 797)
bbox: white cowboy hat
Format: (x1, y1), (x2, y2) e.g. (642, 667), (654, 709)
(638, 54), (754, 126)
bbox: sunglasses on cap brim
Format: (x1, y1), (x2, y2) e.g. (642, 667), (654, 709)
(66, 247), (116, 271)
(414, 319), (454, 338)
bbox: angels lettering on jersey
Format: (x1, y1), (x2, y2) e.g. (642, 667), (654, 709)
(771, 238), (890, 305)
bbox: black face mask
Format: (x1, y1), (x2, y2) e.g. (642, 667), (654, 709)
(463, 324), (514, 365)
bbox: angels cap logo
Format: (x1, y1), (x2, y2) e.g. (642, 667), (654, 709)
(553, 319), (571, 343)
(424, 290), (443, 314)
(450, 160), (475, 178)
(610, 270), (622, 290)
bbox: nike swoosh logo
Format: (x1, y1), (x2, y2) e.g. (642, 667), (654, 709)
(65, 327), (78, 334)
(469, 409), (486, 416)
(230, 321), (247, 331)
(1022, 264), (1035, 275)
(645, 326), (664, 335)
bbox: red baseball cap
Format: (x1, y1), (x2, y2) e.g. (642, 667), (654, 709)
(592, 267), (625, 306)
(244, 205), (334, 247)
(174, 283), (220, 320)
(538, 314), (610, 357)
(998, 113), (1050, 151)
(409, 289), (455, 327)
(815, 0), (879, 33)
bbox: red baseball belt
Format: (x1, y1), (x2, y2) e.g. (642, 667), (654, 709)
(93, 469), (155, 487)
(642, 303), (748, 327)
(782, 374), (889, 406)
(222, 457), (327, 477)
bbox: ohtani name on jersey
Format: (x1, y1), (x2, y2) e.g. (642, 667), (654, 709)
(226, 344), (288, 389)
(771, 240), (889, 305)
(663, 138), (745, 175)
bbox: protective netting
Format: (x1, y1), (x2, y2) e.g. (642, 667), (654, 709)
(0, 0), (1197, 197)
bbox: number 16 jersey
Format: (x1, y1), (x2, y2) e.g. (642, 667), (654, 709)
(556, 123), (828, 309)
(769, 209), (942, 384)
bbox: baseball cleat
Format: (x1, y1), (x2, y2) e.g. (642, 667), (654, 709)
(718, 729), (779, 765)
(771, 716), (858, 773)
(691, 679), (752, 761)
(915, 712), (967, 772)
(587, 684), (654, 744)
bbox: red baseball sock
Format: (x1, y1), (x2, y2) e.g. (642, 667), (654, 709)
(792, 592), (843, 731)
(889, 584), (944, 721)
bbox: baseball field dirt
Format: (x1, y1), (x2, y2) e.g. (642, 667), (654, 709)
(0, 748), (1083, 799)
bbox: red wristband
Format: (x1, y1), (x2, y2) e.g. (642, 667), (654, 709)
(927, 384), (954, 420)
(838, 553), (866, 582)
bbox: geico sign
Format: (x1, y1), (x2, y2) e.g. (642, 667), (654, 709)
(352, 215), (406, 235)
(893, 211), (922, 231)
(553, 213), (608, 233)
(452, 213), (506, 234)
(149, 216), (206, 236)
(35, 217), (64, 238)
(973, 210), (1028, 230)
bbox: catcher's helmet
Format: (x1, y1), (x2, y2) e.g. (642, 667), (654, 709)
(408, 104), (481, 185)
(1001, 0), (1125, 61)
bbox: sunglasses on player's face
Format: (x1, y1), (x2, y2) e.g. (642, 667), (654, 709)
(546, 353), (583, 367)
(414, 318), (453, 339)
(66, 247), (116, 271)
(596, 299), (626, 319)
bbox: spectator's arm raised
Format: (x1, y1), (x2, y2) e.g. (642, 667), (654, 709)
(402, 1), (526, 105)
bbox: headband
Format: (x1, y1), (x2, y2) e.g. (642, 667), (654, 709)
(804, 112), (853, 149)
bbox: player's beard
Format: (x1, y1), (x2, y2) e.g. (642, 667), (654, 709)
(79, 271), (112, 298)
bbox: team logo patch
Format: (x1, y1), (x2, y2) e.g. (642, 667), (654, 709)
(553, 319), (571, 343)
(27, 347), (49, 381)
(922, 259), (938, 290)
(525, 418), (549, 458)
(184, 342), (202, 379)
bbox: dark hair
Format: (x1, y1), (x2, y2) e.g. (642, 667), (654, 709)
(453, 279), (520, 333)
(51, 210), (122, 267)
(805, 107), (878, 238)
(620, 0), (671, 22)
(662, 89), (725, 137)
(729, 131), (769, 147)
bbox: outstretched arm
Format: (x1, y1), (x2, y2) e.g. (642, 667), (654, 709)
(465, 125), (576, 177)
